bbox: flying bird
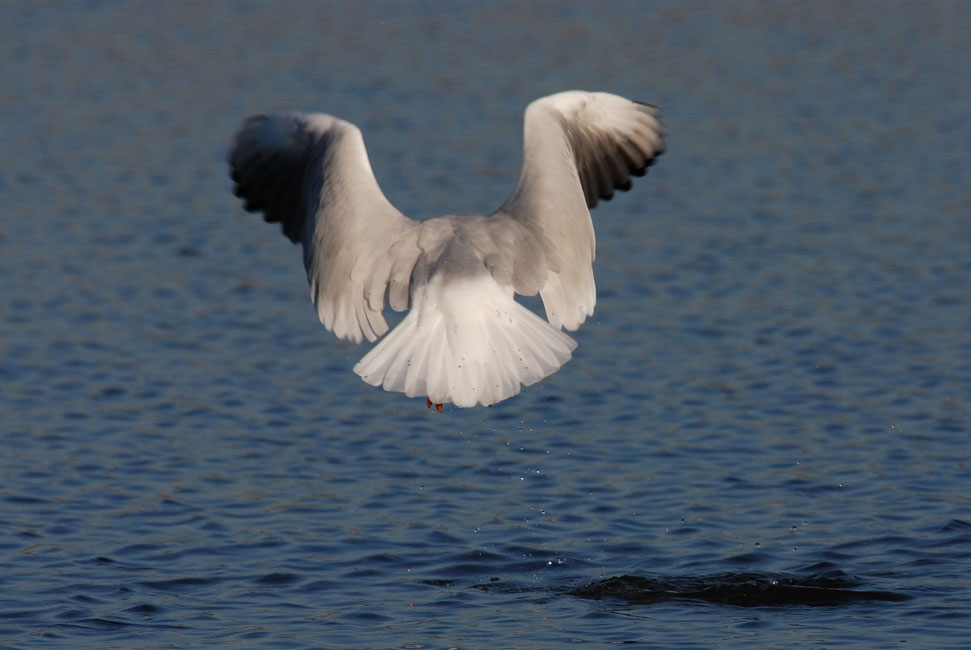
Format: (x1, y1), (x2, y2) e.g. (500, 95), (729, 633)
(228, 91), (664, 409)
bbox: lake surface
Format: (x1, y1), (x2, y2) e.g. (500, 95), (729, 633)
(2, 1), (970, 648)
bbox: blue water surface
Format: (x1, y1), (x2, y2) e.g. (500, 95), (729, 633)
(2, 2), (970, 648)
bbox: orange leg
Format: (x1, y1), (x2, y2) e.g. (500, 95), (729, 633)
(426, 397), (443, 413)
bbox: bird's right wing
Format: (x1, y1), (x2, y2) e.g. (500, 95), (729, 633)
(229, 112), (421, 343)
(495, 91), (665, 330)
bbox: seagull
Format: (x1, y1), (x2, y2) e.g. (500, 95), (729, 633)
(228, 91), (664, 409)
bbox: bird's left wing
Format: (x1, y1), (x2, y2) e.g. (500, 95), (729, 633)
(229, 112), (421, 343)
(495, 91), (665, 330)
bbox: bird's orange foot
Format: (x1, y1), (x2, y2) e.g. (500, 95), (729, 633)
(426, 398), (443, 413)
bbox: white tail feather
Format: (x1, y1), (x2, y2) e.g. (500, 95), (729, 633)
(354, 275), (577, 407)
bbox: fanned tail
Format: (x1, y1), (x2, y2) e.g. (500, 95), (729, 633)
(353, 275), (576, 407)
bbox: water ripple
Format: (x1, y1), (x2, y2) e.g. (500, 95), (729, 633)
(569, 572), (910, 607)
(2, 2), (970, 648)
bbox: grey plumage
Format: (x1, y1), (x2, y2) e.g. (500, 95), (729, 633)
(229, 91), (665, 407)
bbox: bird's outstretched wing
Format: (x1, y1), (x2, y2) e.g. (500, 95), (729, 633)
(229, 112), (421, 343)
(495, 91), (665, 330)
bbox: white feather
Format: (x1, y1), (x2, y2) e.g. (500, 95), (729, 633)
(229, 90), (663, 407)
(354, 275), (576, 407)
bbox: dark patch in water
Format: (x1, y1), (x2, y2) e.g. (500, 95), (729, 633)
(254, 572), (301, 585)
(422, 579), (454, 587)
(139, 577), (218, 592)
(569, 572), (910, 607)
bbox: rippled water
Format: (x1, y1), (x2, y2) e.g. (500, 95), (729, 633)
(2, 1), (970, 648)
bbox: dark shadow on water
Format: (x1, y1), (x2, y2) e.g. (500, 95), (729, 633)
(567, 571), (911, 607)
(466, 569), (910, 608)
